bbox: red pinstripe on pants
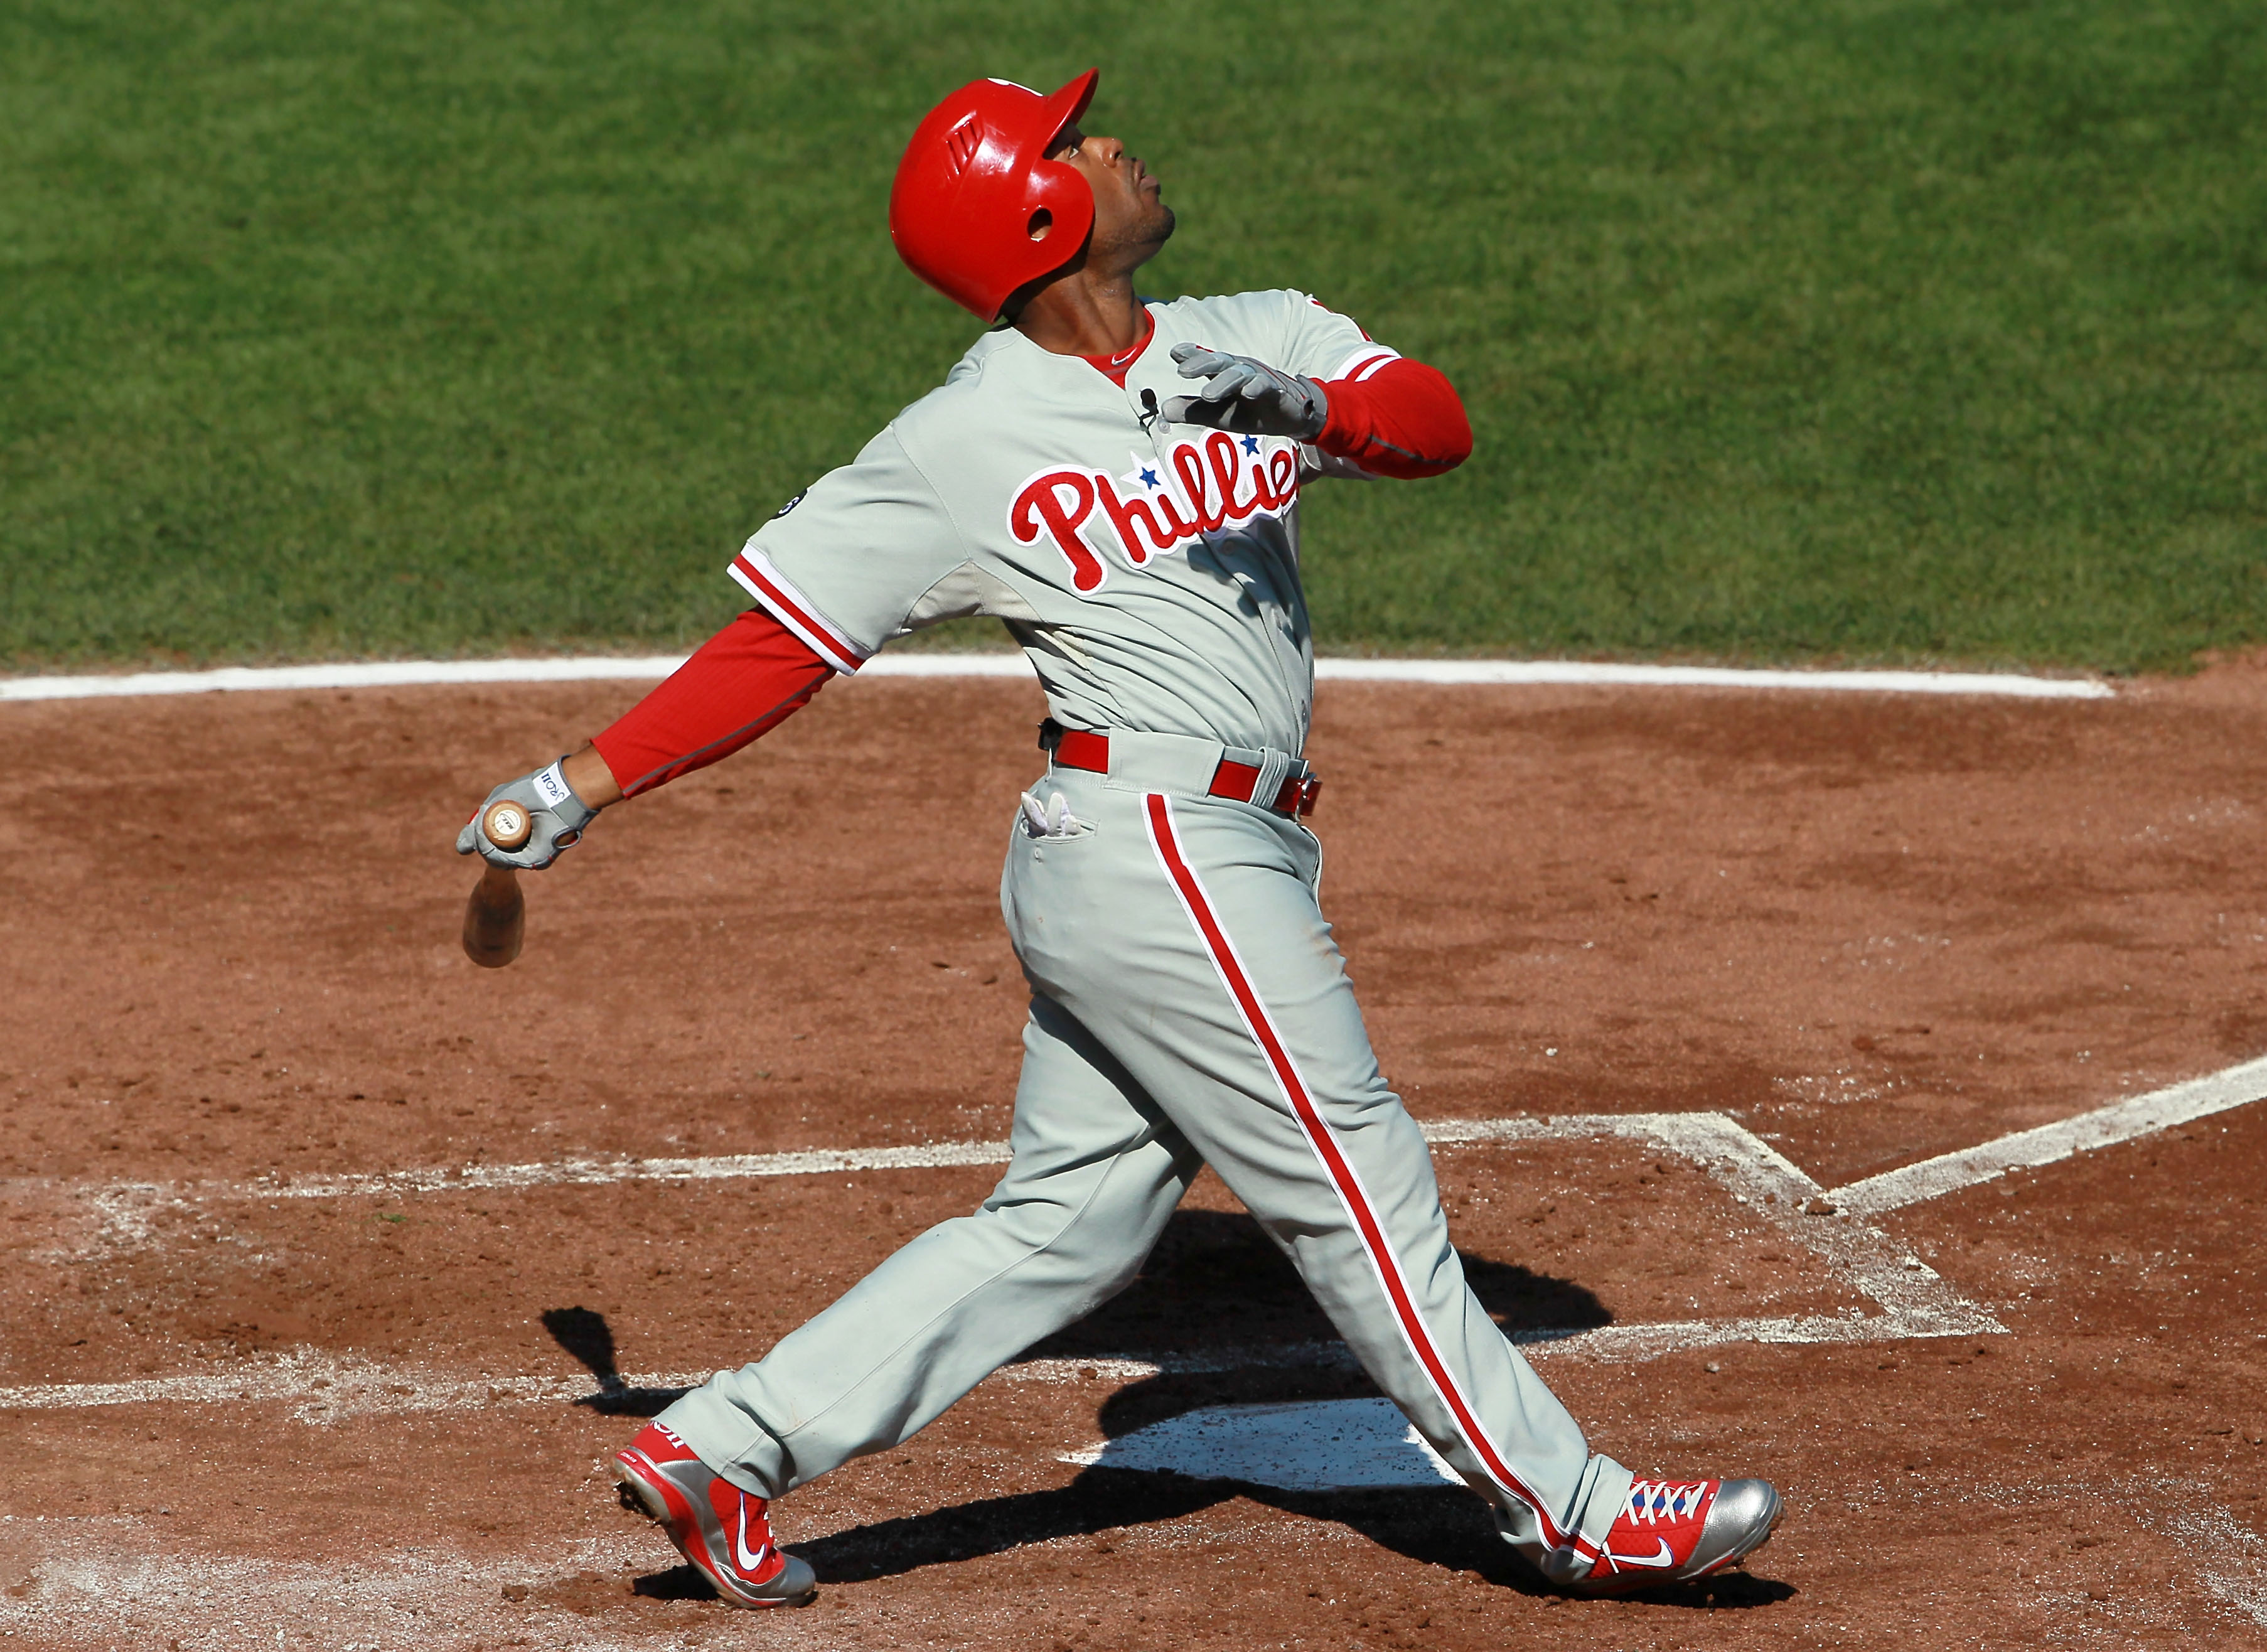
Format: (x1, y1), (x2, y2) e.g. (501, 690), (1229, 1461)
(1140, 791), (1594, 1563)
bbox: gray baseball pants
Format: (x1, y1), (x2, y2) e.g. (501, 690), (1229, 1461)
(658, 730), (1634, 1574)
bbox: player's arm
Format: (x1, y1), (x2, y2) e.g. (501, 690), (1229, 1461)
(1161, 319), (1472, 480)
(583, 608), (832, 798)
(457, 608), (831, 867)
(1307, 356), (1472, 480)
(458, 423), (965, 869)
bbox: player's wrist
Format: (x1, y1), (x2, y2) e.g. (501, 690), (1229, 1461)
(453, 752), (606, 871)
(560, 744), (623, 809)
(1312, 376), (1363, 456)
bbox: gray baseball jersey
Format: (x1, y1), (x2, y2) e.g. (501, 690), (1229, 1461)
(658, 293), (1642, 1585)
(728, 289), (1395, 756)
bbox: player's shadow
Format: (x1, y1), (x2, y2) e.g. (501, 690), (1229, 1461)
(623, 1213), (1769, 1607)
(547, 1210), (1604, 1423)
(1018, 1205), (1610, 1370)
(542, 1306), (692, 1417)
(735, 1468), (1791, 1609)
(571, 1216), (1786, 1609)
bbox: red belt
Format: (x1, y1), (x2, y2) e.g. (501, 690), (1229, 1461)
(1044, 724), (1321, 818)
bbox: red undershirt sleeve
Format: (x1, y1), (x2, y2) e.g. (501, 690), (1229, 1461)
(1314, 357), (1474, 480)
(590, 608), (832, 799)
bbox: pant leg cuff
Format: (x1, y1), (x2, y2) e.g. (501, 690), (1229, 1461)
(653, 1380), (790, 1499)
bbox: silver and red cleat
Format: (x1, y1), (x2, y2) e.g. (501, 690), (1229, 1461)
(1560, 1476), (1782, 1594)
(614, 1421), (817, 1608)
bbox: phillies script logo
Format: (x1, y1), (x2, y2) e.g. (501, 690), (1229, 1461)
(1009, 431), (1302, 593)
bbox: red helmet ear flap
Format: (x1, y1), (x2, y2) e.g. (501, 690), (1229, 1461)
(1022, 151), (1095, 259)
(890, 70), (1101, 320)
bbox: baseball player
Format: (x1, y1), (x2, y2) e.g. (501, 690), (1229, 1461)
(459, 70), (1781, 1605)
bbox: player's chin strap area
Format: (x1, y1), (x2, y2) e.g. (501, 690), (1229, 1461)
(1038, 718), (1322, 818)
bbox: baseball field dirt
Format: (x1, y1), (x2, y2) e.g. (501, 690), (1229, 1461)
(4, 666), (2265, 1649)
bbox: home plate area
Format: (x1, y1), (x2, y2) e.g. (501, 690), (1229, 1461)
(19, 1061), (2262, 1453)
(1050, 1060), (2267, 1491)
(1069, 1397), (1466, 1491)
(6, 1063), (2267, 1648)
(19, 669), (2267, 1647)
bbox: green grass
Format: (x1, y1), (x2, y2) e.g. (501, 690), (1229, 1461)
(3, 1), (2261, 673)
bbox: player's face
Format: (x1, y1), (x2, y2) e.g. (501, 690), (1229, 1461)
(1049, 126), (1175, 266)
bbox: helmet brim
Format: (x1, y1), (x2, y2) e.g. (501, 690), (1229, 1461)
(1036, 69), (1100, 156)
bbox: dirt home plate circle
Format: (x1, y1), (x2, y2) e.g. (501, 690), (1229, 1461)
(481, 799), (532, 852)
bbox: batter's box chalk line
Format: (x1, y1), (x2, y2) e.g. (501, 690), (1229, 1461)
(7, 1054), (2265, 1426)
(0, 1526), (668, 1650)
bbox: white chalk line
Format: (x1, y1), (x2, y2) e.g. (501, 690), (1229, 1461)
(1968, 1475), (2267, 1633)
(0, 1520), (668, 1651)
(2135, 1478), (2267, 1628)
(0, 653), (2112, 702)
(278, 1137), (1016, 1200)
(4, 1474), (2253, 1647)
(0, 1348), (710, 1423)
(1826, 1052), (2267, 1217)
(69, 1050), (2248, 1228)
(1314, 659), (2109, 698)
(0, 1308), (1974, 1423)
(1425, 1111), (2003, 1348)
(55, 1139), (1023, 1262)
(12, 1109), (2001, 1421)
(11, 1080), (2259, 1635)
(13, 1057), (2259, 1422)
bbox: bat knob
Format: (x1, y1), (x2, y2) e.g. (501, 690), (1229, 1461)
(483, 799), (533, 852)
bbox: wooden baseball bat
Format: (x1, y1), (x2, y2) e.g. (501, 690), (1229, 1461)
(461, 800), (530, 968)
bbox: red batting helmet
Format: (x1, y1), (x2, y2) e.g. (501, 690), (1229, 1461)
(890, 70), (1100, 320)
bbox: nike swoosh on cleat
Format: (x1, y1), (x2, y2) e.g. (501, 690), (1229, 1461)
(1605, 1538), (1676, 1569)
(734, 1506), (771, 1575)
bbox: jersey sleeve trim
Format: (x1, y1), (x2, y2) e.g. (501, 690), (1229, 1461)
(728, 544), (870, 675)
(1326, 344), (1402, 384)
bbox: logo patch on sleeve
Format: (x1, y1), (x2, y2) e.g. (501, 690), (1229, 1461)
(773, 490), (808, 518)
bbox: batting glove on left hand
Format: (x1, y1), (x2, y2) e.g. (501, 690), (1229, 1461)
(454, 758), (598, 871)
(1160, 342), (1330, 439)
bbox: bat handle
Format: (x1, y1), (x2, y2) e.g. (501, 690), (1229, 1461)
(462, 859), (525, 968)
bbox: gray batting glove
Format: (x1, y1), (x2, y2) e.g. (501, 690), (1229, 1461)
(1159, 342), (1329, 439)
(453, 757), (599, 871)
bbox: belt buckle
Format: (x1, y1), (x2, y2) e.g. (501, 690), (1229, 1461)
(1292, 774), (1322, 818)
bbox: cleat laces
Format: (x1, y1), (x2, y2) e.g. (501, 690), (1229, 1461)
(1624, 1478), (1712, 1528)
